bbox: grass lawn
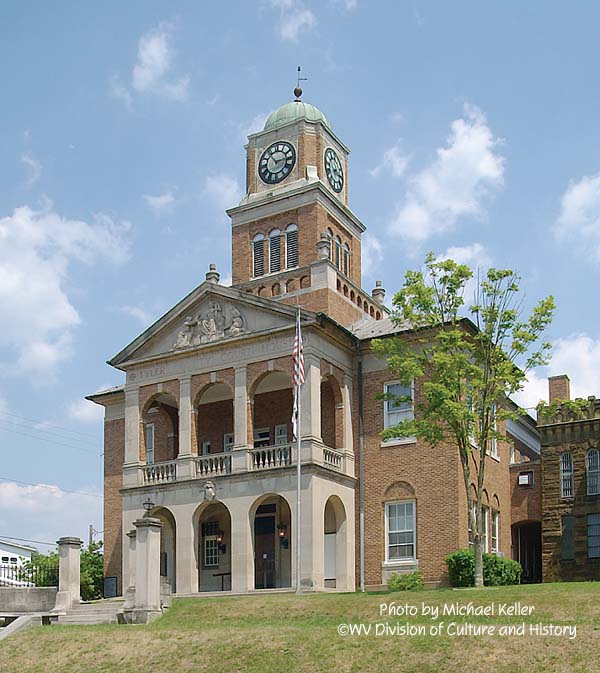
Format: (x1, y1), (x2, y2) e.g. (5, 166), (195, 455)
(2, 583), (599, 673)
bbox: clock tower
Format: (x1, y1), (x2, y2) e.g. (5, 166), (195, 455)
(227, 87), (387, 327)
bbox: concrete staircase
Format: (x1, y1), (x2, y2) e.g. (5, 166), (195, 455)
(58, 599), (125, 625)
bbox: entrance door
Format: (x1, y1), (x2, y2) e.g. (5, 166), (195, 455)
(324, 532), (336, 586)
(254, 516), (276, 589)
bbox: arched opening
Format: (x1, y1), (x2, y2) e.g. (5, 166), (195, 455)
(271, 282), (281, 296)
(324, 495), (347, 589)
(350, 290), (355, 302)
(369, 306), (375, 317)
(195, 382), (234, 460)
(376, 311), (381, 320)
(142, 393), (179, 464)
(512, 520), (541, 583)
(286, 278), (297, 293)
(299, 275), (309, 289)
(343, 284), (348, 297)
(250, 371), (293, 465)
(250, 494), (292, 589)
(357, 297), (362, 308)
(269, 229), (282, 273)
(151, 506), (177, 593)
(194, 501), (232, 592)
(320, 376), (343, 449)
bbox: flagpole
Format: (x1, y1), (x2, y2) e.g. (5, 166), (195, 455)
(295, 306), (302, 595)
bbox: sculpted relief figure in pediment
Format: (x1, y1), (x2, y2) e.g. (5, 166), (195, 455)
(173, 303), (246, 350)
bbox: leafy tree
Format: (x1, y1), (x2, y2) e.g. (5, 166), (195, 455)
(372, 253), (554, 586)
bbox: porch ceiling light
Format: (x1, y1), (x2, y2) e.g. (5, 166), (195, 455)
(277, 523), (288, 538)
(142, 497), (154, 514)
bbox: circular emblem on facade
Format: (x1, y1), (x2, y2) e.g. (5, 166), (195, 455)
(258, 141), (296, 184)
(324, 147), (344, 193)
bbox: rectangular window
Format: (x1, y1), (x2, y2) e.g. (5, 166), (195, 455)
(253, 237), (265, 277)
(588, 513), (600, 558)
(560, 453), (574, 498)
(510, 445), (516, 464)
(286, 228), (298, 268)
(204, 537), (219, 567)
(253, 428), (271, 448)
(482, 505), (489, 553)
(587, 450), (600, 495)
(489, 404), (499, 459)
(223, 433), (234, 452)
(491, 510), (499, 553)
(274, 424), (288, 445)
(384, 382), (414, 433)
(385, 501), (416, 561)
(201, 441), (211, 456)
(561, 515), (575, 560)
(145, 423), (155, 465)
(518, 471), (534, 486)
(269, 234), (281, 273)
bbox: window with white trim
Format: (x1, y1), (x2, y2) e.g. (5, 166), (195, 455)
(223, 433), (234, 452)
(274, 424), (288, 445)
(489, 403), (499, 459)
(509, 445), (516, 464)
(385, 500), (416, 561)
(145, 423), (155, 465)
(201, 441), (211, 456)
(285, 224), (298, 268)
(561, 515), (575, 560)
(253, 428), (270, 448)
(342, 242), (350, 276)
(560, 452), (574, 498)
(252, 234), (265, 277)
(491, 510), (499, 553)
(481, 505), (489, 552)
(588, 513), (600, 558)
(204, 537), (219, 567)
(384, 382), (414, 434)
(335, 236), (342, 270)
(586, 449), (600, 495)
(326, 228), (333, 261)
(269, 229), (281, 273)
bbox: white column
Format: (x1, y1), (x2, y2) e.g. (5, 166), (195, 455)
(232, 366), (249, 473)
(133, 517), (163, 614)
(301, 355), (321, 442)
(54, 537), (82, 611)
(174, 508), (196, 595)
(229, 499), (254, 592)
(178, 375), (192, 457)
(342, 374), (355, 478)
(124, 386), (140, 465)
(123, 530), (136, 609)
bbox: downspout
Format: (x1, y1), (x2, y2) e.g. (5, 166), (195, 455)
(356, 339), (365, 592)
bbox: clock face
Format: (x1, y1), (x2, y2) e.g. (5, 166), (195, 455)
(258, 141), (296, 184)
(324, 148), (344, 193)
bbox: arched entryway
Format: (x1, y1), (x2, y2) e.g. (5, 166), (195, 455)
(194, 501), (232, 592)
(151, 506), (177, 593)
(250, 494), (292, 589)
(324, 495), (347, 589)
(512, 520), (542, 583)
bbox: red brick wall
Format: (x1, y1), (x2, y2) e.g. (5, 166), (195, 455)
(510, 461), (541, 524)
(197, 399), (234, 453)
(103, 418), (124, 592)
(253, 389), (293, 444)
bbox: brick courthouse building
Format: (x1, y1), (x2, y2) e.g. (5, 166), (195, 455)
(89, 92), (542, 594)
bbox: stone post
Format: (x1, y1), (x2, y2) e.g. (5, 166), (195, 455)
(131, 517), (163, 622)
(301, 354), (321, 443)
(123, 529), (136, 609)
(53, 537), (82, 611)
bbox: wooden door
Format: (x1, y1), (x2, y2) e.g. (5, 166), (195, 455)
(254, 516), (276, 589)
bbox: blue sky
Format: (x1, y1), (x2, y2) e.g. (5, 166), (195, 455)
(2, 1), (600, 547)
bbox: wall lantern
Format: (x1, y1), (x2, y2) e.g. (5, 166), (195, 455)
(142, 498), (155, 515)
(216, 529), (226, 554)
(277, 523), (289, 549)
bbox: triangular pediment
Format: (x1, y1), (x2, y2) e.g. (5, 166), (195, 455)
(109, 282), (315, 368)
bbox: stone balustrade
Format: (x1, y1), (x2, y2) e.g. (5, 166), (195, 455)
(323, 447), (343, 471)
(143, 460), (177, 484)
(250, 444), (292, 470)
(195, 453), (232, 477)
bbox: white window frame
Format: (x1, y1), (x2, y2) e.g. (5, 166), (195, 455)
(488, 403), (499, 460)
(560, 452), (574, 498)
(481, 505), (489, 553)
(382, 381), (415, 445)
(274, 424), (288, 445)
(269, 229), (281, 273)
(285, 224), (298, 269)
(223, 433), (234, 452)
(384, 500), (416, 563)
(491, 510), (499, 554)
(586, 449), (600, 496)
(145, 423), (155, 465)
(204, 537), (219, 567)
(342, 242), (350, 276)
(252, 234), (265, 278)
(588, 513), (600, 559)
(509, 444), (516, 464)
(253, 428), (271, 448)
(201, 440), (211, 456)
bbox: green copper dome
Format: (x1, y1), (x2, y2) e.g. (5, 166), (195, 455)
(264, 101), (330, 131)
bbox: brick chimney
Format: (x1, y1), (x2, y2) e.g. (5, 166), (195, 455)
(548, 374), (570, 403)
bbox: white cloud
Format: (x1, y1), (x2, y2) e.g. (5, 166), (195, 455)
(66, 398), (104, 424)
(388, 104), (504, 242)
(332, 0), (357, 9)
(21, 154), (42, 188)
(554, 173), (600, 260)
(515, 334), (600, 410)
(362, 233), (384, 277)
(203, 174), (242, 210)
(436, 243), (492, 304)
(109, 74), (133, 109)
(143, 190), (175, 214)
(269, 0), (317, 42)
(370, 141), (410, 178)
(0, 204), (130, 381)
(120, 305), (151, 325)
(0, 481), (102, 546)
(241, 112), (271, 139)
(132, 22), (189, 101)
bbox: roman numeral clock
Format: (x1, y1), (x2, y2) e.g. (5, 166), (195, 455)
(258, 141), (296, 184)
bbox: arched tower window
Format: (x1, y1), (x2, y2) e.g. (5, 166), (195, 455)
(326, 228), (333, 261)
(285, 224), (298, 268)
(269, 229), (281, 273)
(335, 236), (342, 270)
(587, 448), (600, 495)
(343, 242), (350, 276)
(253, 234), (265, 277)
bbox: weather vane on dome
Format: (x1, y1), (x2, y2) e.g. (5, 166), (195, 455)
(294, 66), (307, 101)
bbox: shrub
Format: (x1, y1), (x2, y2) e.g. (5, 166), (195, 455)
(387, 571), (424, 592)
(445, 549), (522, 587)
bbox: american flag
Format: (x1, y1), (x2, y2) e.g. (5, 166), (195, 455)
(292, 308), (304, 439)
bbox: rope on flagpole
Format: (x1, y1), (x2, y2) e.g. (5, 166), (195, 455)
(295, 305), (302, 594)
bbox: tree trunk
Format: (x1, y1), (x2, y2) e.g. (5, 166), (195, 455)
(473, 537), (484, 587)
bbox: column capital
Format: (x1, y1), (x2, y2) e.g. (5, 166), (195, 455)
(133, 517), (163, 530)
(57, 536), (83, 548)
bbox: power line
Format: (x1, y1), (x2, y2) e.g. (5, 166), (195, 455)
(0, 414), (101, 448)
(0, 534), (56, 547)
(0, 476), (102, 499)
(0, 410), (100, 440)
(0, 423), (102, 457)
